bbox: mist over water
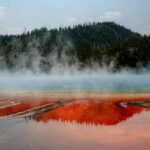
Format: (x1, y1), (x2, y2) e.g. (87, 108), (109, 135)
(0, 71), (150, 92)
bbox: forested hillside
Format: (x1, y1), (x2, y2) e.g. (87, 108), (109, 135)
(0, 22), (150, 73)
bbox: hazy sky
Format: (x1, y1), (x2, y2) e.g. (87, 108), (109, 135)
(0, 0), (150, 35)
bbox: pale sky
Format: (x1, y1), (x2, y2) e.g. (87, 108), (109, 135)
(0, 0), (150, 35)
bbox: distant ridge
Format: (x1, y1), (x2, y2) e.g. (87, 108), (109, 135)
(0, 22), (149, 73)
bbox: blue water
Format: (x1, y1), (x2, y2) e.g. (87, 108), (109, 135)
(0, 73), (150, 92)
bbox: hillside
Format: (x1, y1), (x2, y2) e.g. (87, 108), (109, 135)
(0, 22), (150, 73)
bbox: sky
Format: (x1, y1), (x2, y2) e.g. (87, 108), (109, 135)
(0, 0), (150, 35)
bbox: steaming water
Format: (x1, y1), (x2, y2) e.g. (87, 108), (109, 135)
(1, 73), (150, 150)
(0, 73), (150, 92)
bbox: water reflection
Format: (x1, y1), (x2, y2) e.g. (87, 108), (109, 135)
(34, 100), (144, 125)
(1, 93), (150, 150)
(1, 94), (150, 126)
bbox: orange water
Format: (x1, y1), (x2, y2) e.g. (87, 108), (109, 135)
(0, 92), (150, 150)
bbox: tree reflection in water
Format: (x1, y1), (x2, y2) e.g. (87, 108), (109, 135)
(0, 95), (150, 126)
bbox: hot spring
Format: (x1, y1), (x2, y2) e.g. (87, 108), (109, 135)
(1, 73), (150, 150)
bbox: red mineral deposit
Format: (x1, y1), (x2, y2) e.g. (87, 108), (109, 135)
(0, 94), (150, 126)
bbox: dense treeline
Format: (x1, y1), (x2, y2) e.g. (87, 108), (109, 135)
(0, 22), (150, 72)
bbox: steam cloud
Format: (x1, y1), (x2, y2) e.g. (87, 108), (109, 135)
(0, 33), (81, 74)
(0, 29), (150, 93)
(0, 72), (150, 92)
(0, 31), (115, 74)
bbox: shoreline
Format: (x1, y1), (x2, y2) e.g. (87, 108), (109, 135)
(0, 91), (150, 101)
